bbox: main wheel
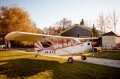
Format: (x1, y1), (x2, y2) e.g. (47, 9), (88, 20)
(68, 57), (74, 63)
(81, 55), (86, 60)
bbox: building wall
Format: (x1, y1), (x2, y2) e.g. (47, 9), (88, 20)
(102, 36), (116, 49)
(115, 37), (120, 48)
(115, 37), (120, 44)
(61, 26), (92, 37)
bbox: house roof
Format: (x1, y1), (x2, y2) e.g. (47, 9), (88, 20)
(102, 31), (120, 37)
(58, 24), (103, 35)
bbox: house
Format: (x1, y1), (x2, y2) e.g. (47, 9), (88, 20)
(59, 24), (93, 37)
(102, 31), (120, 49)
(59, 24), (103, 47)
(59, 24), (103, 37)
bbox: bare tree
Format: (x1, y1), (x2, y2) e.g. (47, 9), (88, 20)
(43, 27), (48, 34)
(56, 18), (72, 31)
(97, 12), (106, 32)
(44, 18), (72, 35)
(97, 12), (111, 33)
(109, 10), (119, 32)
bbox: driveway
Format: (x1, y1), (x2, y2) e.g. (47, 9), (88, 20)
(61, 56), (120, 68)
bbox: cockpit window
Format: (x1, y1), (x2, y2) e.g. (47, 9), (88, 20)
(42, 42), (52, 48)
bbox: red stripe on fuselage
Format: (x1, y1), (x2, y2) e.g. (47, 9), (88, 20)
(44, 42), (85, 50)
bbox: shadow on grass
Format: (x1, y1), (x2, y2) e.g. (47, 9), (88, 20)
(0, 54), (29, 58)
(0, 58), (120, 79)
(0, 58), (96, 79)
(0, 58), (58, 78)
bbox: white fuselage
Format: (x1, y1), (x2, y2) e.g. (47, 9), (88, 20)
(36, 41), (92, 56)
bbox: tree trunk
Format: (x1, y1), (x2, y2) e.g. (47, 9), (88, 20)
(2, 36), (5, 44)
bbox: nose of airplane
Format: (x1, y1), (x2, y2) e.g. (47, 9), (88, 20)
(91, 42), (97, 46)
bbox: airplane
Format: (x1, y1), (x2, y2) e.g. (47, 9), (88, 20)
(5, 31), (97, 63)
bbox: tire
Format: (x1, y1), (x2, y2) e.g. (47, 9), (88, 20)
(68, 57), (74, 63)
(81, 55), (86, 60)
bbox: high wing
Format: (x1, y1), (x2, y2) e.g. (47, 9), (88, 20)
(5, 31), (74, 41)
(5, 31), (98, 41)
(77, 37), (98, 40)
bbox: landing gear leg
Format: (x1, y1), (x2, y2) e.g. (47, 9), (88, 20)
(68, 57), (74, 63)
(35, 51), (38, 57)
(81, 55), (86, 60)
(35, 54), (38, 57)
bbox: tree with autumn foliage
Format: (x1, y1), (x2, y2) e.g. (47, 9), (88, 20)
(0, 5), (41, 43)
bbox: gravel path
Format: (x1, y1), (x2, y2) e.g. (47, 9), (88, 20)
(43, 55), (120, 68)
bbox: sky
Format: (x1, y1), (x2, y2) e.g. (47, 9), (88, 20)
(0, 0), (120, 33)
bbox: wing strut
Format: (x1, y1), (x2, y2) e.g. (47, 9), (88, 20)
(45, 38), (72, 55)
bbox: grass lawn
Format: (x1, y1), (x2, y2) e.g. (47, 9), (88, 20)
(0, 51), (120, 79)
(87, 51), (120, 60)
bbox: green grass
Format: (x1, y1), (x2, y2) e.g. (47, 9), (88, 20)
(0, 51), (120, 79)
(87, 51), (120, 60)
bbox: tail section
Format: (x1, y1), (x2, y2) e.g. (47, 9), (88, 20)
(34, 41), (44, 51)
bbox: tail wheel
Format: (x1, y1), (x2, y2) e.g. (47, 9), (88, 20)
(81, 55), (86, 60)
(68, 57), (74, 63)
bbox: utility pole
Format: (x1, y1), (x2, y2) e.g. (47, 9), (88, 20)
(92, 31), (94, 56)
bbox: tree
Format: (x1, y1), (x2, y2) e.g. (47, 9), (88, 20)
(97, 12), (111, 33)
(80, 18), (84, 25)
(0, 5), (39, 43)
(43, 27), (48, 34)
(97, 12), (105, 32)
(97, 11), (119, 33)
(44, 18), (72, 35)
(31, 22), (43, 34)
(109, 10), (119, 32)
(92, 24), (99, 37)
(56, 18), (72, 31)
